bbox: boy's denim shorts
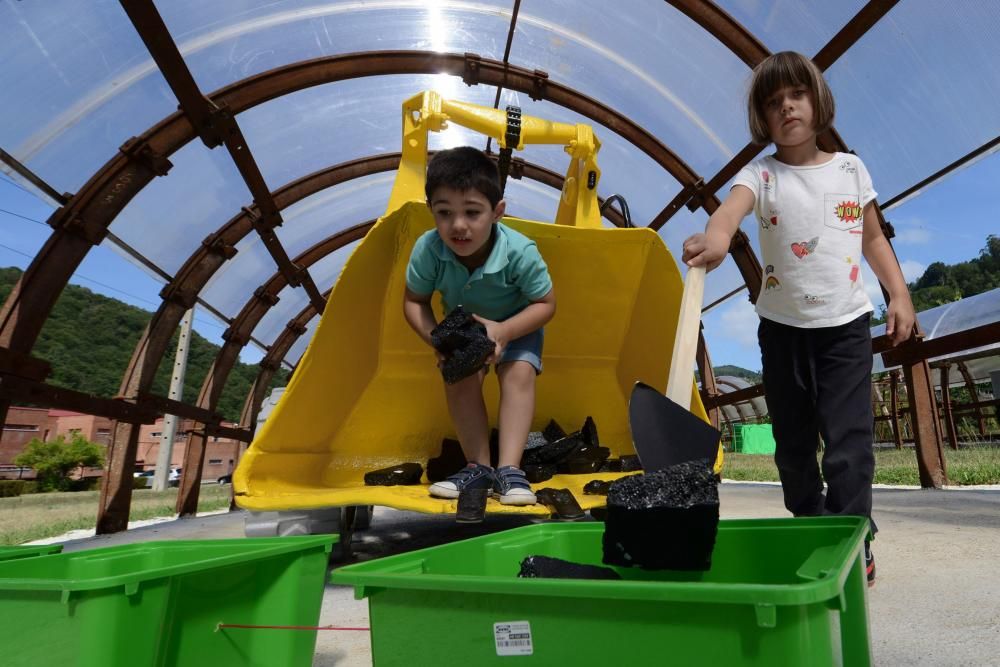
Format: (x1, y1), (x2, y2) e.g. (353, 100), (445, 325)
(495, 328), (544, 374)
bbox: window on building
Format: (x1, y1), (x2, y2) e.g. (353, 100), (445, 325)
(97, 428), (111, 436)
(3, 424), (39, 432)
(151, 432), (161, 438)
(208, 459), (222, 464)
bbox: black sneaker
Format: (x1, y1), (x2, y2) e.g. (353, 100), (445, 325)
(493, 466), (536, 505)
(865, 541), (876, 587)
(429, 463), (494, 499)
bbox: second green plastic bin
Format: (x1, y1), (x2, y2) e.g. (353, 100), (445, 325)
(0, 535), (334, 667)
(332, 516), (871, 666)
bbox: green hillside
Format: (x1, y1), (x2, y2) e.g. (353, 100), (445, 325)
(0, 267), (288, 421)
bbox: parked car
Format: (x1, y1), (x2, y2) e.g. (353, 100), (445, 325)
(217, 473), (233, 485)
(132, 468), (181, 487)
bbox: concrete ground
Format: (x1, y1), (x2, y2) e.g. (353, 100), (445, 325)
(54, 482), (1000, 666)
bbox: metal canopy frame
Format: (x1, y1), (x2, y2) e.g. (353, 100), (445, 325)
(3, 0), (993, 534)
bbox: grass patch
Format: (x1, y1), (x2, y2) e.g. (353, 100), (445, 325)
(0, 484), (233, 546)
(722, 446), (1000, 486)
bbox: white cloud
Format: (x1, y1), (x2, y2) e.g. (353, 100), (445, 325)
(898, 259), (926, 284)
(719, 298), (760, 348)
(893, 226), (932, 245)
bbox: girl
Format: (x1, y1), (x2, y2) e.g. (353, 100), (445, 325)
(682, 51), (915, 586)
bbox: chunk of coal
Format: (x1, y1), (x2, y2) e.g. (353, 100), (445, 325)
(556, 445), (611, 474)
(619, 455), (642, 472)
(521, 432), (584, 466)
(430, 306), (494, 384)
(518, 555), (621, 580)
(522, 463), (556, 483)
(526, 431), (548, 450)
(602, 460), (719, 571)
(581, 416), (600, 447)
(599, 459), (623, 472)
(542, 419), (567, 443)
(535, 487), (586, 520)
(363, 462), (424, 486)
(456, 487), (488, 524)
(583, 479), (613, 495)
(427, 438), (466, 482)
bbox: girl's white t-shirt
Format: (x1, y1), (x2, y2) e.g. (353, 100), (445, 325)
(733, 152), (876, 328)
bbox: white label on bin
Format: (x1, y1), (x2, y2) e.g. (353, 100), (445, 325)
(494, 621), (533, 656)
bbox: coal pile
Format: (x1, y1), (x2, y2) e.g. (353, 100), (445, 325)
(602, 459), (719, 570)
(363, 462), (424, 486)
(521, 416), (611, 472)
(430, 306), (495, 384)
(518, 555), (621, 580)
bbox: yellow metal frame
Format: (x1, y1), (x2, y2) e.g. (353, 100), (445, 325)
(387, 91), (603, 229)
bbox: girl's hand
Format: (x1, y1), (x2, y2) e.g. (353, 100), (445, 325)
(471, 314), (508, 363)
(886, 298), (916, 347)
(682, 231), (730, 271)
(434, 349), (446, 368)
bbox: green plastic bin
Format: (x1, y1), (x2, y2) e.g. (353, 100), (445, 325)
(0, 544), (62, 561)
(332, 517), (871, 666)
(733, 423), (776, 454)
(0, 535), (335, 667)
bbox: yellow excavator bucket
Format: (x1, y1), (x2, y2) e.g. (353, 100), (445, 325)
(234, 92), (719, 516)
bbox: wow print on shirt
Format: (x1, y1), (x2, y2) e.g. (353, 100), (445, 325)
(825, 193), (863, 232)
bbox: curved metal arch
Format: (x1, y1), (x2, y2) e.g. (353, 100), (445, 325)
(0, 50), (700, 363)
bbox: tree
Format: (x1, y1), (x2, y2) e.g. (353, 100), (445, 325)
(14, 434), (105, 491)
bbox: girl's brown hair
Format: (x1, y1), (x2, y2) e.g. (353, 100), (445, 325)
(747, 51), (835, 145)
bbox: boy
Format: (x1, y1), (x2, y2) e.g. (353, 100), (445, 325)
(403, 146), (556, 505)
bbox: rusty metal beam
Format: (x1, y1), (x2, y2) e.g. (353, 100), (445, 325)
(881, 321), (1000, 368)
(939, 363), (959, 450)
(902, 360), (947, 487)
(121, 0), (327, 316)
(0, 147), (68, 205)
(0, 375), (156, 423)
(704, 382), (766, 410)
(956, 361), (989, 437)
(664, 0), (768, 67)
(812, 0), (900, 70)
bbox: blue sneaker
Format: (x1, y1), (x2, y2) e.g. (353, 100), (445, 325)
(429, 463), (494, 499)
(493, 466), (536, 505)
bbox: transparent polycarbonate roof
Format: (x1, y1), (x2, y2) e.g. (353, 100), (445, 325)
(3, 0), (999, 368)
(872, 287), (1000, 385)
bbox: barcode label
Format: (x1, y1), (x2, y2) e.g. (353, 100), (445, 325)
(494, 621), (533, 656)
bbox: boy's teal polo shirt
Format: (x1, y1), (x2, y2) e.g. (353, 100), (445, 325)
(406, 222), (552, 321)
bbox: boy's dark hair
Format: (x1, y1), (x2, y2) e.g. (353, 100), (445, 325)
(747, 51), (835, 145)
(425, 147), (502, 208)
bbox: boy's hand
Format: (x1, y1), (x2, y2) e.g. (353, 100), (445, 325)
(886, 297), (916, 347)
(471, 314), (507, 363)
(682, 231), (729, 271)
